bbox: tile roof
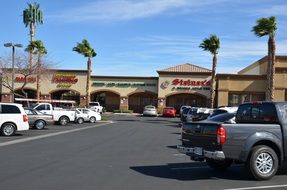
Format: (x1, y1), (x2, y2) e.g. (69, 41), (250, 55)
(158, 63), (211, 73)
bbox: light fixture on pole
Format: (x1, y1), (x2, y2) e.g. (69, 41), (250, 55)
(4, 43), (23, 102)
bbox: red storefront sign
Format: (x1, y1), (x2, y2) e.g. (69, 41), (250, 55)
(172, 79), (210, 86)
(14, 76), (36, 83)
(52, 74), (78, 84)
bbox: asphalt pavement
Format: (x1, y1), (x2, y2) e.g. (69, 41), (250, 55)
(1, 114), (287, 190)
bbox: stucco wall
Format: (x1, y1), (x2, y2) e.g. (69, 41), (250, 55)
(91, 77), (158, 97)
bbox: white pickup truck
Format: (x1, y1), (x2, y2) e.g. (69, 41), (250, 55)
(89, 102), (103, 113)
(33, 103), (76, 126)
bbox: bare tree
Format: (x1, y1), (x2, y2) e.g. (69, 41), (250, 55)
(0, 52), (51, 105)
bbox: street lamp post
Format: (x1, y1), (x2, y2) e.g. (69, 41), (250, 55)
(4, 43), (23, 102)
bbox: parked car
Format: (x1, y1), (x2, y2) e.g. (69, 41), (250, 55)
(77, 108), (101, 123)
(89, 102), (103, 113)
(32, 103), (76, 126)
(178, 102), (287, 180)
(186, 107), (213, 122)
(180, 107), (191, 122)
(24, 108), (54, 129)
(0, 103), (29, 136)
(180, 105), (191, 116)
(74, 109), (90, 124)
(208, 106), (238, 118)
(143, 105), (158, 116)
(162, 107), (176, 117)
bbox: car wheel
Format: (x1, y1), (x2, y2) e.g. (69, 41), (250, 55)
(206, 158), (233, 170)
(1, 123), (16, 136)
(77, 118), (84, 124)
(34, 120), (46, 130)
(90, 116), (96, 123)
(59, 116), (69, 126)
(246, 145), (278, 180)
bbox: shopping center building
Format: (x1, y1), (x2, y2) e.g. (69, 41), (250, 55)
(1, 55), (287, 112)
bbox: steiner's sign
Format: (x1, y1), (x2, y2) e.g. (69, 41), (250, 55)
(52, 73), (78, 88)
(172, 79), (210, 86)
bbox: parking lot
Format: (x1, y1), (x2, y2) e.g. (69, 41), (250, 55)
(1, 114), (287, 190)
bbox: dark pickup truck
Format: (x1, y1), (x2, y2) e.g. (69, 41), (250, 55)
(177, 102), (287, 180)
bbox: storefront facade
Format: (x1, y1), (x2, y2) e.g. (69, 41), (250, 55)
(1, 56), (287, 112)
(217, 56), (287, 107)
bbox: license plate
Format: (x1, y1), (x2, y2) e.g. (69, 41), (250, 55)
(194, 147), (203, 156)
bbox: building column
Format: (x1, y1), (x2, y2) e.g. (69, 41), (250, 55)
(80, 95), (87, 107)
(1, 93), (13, 103)
(157, 98), (166, 114)
(120, 96), (128, 111)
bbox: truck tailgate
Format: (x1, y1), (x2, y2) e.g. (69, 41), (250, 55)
(181, 122), (222, 151)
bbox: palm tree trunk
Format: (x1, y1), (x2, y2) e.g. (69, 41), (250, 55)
(36, 53), (42, 102)
(270, 35), (276, 101)
(266, 37), (272, 101)
(86, 57), (92, 107)
(29, 23), (35, 67)
(30, 23), (35, 42)
(210, 54), (217, 108)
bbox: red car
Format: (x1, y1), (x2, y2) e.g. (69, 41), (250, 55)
(162, 107), (176, 117)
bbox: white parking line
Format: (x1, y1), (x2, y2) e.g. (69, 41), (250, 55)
(173, 153), (186, 156)
(223, 184), (287, 190)
(0, 122), (113, 147)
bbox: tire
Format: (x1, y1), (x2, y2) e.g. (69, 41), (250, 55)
(34, 120), (46, 130)
(77, 118), (84, 124)
(206, 158), (233, 170)
(246, 145), (279, 180)
(59, 116), (70, 126)
(90, 116), (96, 123)
(1, 123), (16, 136)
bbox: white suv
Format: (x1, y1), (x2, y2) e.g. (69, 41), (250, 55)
(0, 103), (29, 136)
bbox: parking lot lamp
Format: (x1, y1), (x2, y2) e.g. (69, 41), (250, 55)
(4, 43), (23, 102)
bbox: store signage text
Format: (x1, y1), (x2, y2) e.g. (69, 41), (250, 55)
(93, 82), (156, 88)
(172, 79), (210, 86)
(52, 73), (78, 88)
(14, 76), (36, 83)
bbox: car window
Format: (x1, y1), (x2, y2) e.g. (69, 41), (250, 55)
(182, 108), (191, 114)
(1, 105), (21, 114)
(35, 105), (46, 111)
(236, 103), (278, 123)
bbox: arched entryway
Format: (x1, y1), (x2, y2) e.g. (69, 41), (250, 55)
(166, 93), (207, 113)
(14, 88), (37, 106)
(91, 90), (120, 112)
(14, 88), (37, 99)
(128, 91), (158, 113)
(50, 89), (80, 106)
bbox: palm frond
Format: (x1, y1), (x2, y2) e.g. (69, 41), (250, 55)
(252, 16), (277, 37)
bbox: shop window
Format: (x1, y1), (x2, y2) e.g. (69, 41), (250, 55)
(228, 93), (265, 107)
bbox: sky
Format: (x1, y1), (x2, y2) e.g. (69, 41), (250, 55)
(0, 0), (287, 76)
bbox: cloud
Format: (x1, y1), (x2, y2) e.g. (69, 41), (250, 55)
(49, 0), (228, 22)
(93, 35), (287, 75)
(253, 4), (287, 16)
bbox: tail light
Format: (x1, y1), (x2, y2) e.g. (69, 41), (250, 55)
(23, 115), (28, 122)
(217, 125), (226, 145)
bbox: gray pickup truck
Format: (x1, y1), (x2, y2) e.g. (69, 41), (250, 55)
(177, 102), (287, 180)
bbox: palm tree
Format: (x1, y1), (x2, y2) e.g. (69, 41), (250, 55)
(23, 2), (43, 67)
(23, 2), (43, 42)
(73, 39), (97, 107)
(199, 35), (220, 109)
(252, 16), (277, 101)
(26, 40), (47, 101)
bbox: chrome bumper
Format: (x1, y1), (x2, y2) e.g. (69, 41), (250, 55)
(177, 145), (225, 160)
